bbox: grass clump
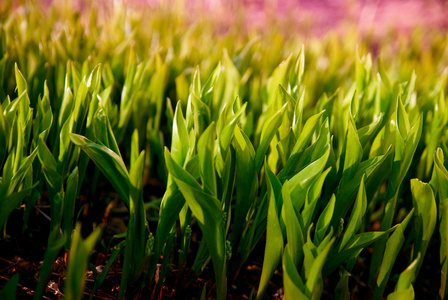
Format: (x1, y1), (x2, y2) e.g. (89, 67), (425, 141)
(1, 1), (448, 299)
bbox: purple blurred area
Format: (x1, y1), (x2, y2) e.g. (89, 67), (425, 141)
(3, 0), (447, 36)
(233, 0), (448, 36)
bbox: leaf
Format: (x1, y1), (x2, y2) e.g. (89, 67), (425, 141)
(58, 115), (73, 173)
(70, 134), (130, 206)
(267, 56), (293, 104)
(334, 149), (391, 227)
(63, 167), (79, 249)
(402, 71), (416, 106)
(378, 57), (391, 91)
(197, 123), (217, 196)
(231, 126), (258, 247)
(305, 238), (335, 299)
(171, 101), (189, 166)
(191, 93), (211, 136)
(0, 26), (6, 58)
(282, 180), (304, 268)
(117, 49), (137, 141)
(37, 138), (63, 194)
(71, 78), (90, 135)
(370, 118), (421, 278)
(410, 179), (437, 275)
(130, 130), (139, 168)
(339, 175), (367, 251)
(119, 151), (146, 299)
(192, 239), (212, 275)
(14, 63), (27, 96)
(219, 102), (247, 154)
(283, 245), (308, 300)
(305, 118), (331, 164)
(165, 149), (227, 300)
(238, 193), (269, 265)
(0, 146), (38, 201)
(200, 285), (207, 300)
(0, 171), (23, 227)
(340, 116), (363, 186)
(150, 59), (169, 131)
(387, 287), (414, 300)
(358, 113), (383, 147)
(324, 228), (396, 276)
(92, 241), (125, 297)
(192, 66), (202, 98)
(440, 198), (448, 299)
(288, 145), (330, 212)
(34, 229), (66, 300)
(148, 182), (185, 280)
(254, 103), (287, 172)
(93, 107), (120, 156)
(279, 110), (325, 180)
(292, 89), (305, 136)
(87, 64), (101, 95)
(0, 273), (19, 300)
(335, 270), (351, 300)
(372, 207), (413, 299)
(435, 148), (448, 299)
(387, 254), (420, 300)
(315, 194), (336, 245)
(302, 168), (332, 230)
(257, 163), (284, 300)
(392, 115), (422, 196)
(65, 224), (102, 300)
(202, 62), (221, 105)
(396, 95), (410, 139)
(424, 92), (446, 176)
(435, 148), (448, 200)
(291, 44), (305, 89)
(33, 85), (53, 144)
(0, 101), (9, 165)
(350, 90), (359, 119)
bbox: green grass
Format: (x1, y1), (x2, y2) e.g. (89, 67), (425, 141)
(1, 1), (448, 299)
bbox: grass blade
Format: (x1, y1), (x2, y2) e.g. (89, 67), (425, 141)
(165, 149), (227, 300)
(70, 134), (130, 206)
(257, 163), (284, 300)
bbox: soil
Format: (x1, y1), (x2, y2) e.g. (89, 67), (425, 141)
(0, 199), (441, 299)
(0, 181), (281, 300)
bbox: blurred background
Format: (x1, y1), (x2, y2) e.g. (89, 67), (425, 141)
(4, 0), (446, 35)
(2, 0), (448, 38)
